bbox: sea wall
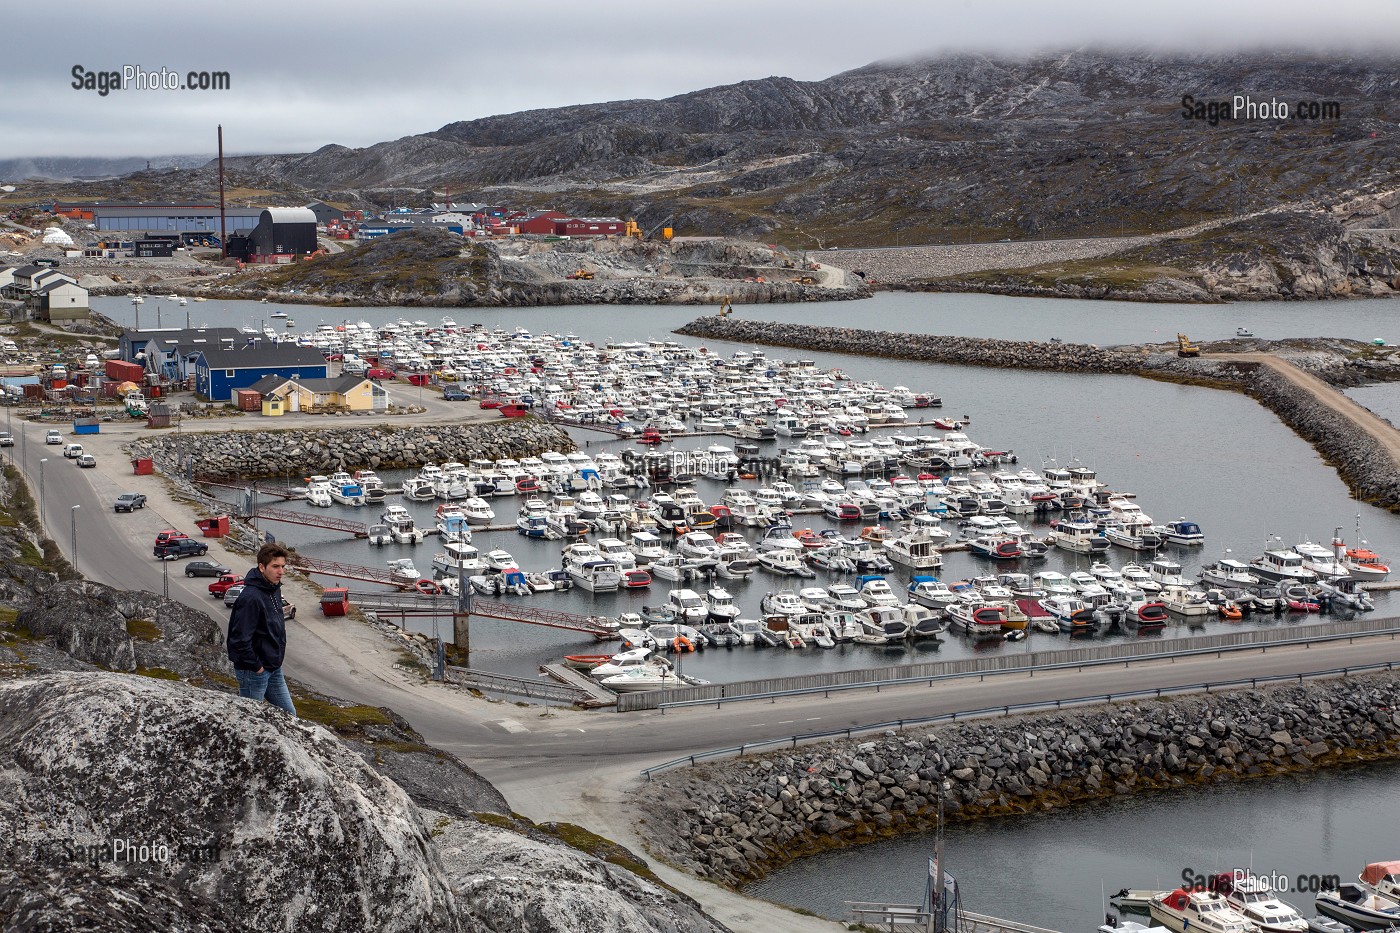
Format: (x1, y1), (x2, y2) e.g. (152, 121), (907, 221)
(676, 316), (1139, 373)
(136, 419), (577, 480)
(640, 675), (1400, 886)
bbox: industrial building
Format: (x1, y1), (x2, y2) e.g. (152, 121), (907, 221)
(120, 327), (246, 382)
(227, 208), (319, 263)
(54, 204), (264, 236)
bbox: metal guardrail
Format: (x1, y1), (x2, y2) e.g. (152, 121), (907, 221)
(616, 615), (1400, 712)
(637, 660), (1397, 780)
(446, 665), (584, 703)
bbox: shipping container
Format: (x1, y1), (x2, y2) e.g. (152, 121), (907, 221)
(233, 389), (262, 411)
(105, 360), (145, 383)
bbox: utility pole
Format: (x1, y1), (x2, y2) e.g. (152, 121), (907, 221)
(70, 505), (80, 570)
(454, 560), (471, 665)
(37, 458), (46, 530)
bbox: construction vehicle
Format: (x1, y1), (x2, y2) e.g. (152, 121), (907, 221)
(791, 275), (817, 285)
(624, 217), (674, 243)
(565, 268), (594, 281)
(1176, 333), (1200, 358)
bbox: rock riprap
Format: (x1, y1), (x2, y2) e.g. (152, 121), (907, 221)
(640, 676), (1400, 885)
(141, 418), (576, 479)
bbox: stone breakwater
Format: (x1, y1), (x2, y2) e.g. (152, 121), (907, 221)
(136, 419), (576, 480)
(676, 316), (1139, 373)
(640, 676), (1400, 886)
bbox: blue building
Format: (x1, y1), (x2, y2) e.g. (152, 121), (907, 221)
(120, 328), (246, 380)
(194, 343), (329, 402)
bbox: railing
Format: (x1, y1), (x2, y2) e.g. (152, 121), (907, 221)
(637, 660), (1396, 779)
(446, 665), (585, 703)
(615, 615), (1400, 711)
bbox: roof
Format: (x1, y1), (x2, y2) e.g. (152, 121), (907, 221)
(35, 279), (84, 295)
(261, 207), (317, 225)
(248, 373), (369, 395)
(197, 343), (328, 371)
(124, 327), (245, 349)
(1362, 863), (1400, 885)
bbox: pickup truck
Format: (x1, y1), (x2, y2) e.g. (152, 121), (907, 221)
(208, 573), (244, 598)
(154, 538), (208, 560)
(114, 493), (147, 512)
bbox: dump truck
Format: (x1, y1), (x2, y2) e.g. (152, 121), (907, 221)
(1177, 333), (1200, 358)
(565, 268), (595, 280)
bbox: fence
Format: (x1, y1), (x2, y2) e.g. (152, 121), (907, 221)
(616, 614), (1400, 711)
(638, 660), (1397, 779)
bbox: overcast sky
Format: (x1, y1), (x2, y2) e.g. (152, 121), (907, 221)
(2, 0), (1397, 160)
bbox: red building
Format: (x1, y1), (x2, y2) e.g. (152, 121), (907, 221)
(510, 210), (566, 235)
(554, 217), (625, 237)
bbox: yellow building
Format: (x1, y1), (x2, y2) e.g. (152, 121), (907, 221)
(247, 374), (388, 413)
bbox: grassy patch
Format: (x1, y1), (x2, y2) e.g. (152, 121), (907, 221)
(292, 694), (393, 730)
(933, 257), (1193, 291)
(125, 618), (162, 641)
(0, 607), (17, 624)
(539, 821), (664, 885)
(135, 666), (180, 680)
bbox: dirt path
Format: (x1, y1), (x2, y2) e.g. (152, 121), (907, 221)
(1203, 351), (1400, 468)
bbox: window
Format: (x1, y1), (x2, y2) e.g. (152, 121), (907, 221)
(225, 369), (234, 377)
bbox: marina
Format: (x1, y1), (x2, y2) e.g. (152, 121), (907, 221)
(120, 292), (1400, 692)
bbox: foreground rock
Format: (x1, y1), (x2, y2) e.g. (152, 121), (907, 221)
(640, 676), (1400, 885)
(0, 672), (727, 933)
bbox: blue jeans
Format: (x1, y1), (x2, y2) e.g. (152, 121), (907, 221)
(234, 667), (297, 716)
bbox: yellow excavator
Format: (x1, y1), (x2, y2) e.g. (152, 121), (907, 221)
(565, 268), (594, 280)
(1177, 333), (1200, 357)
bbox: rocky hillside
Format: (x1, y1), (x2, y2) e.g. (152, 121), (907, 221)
(205, 51), (1398, 245)
(0, 467), (725, 932)
(917, 210), (1400, 301)
(206, 226), (867, 306)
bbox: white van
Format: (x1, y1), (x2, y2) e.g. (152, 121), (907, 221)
(63, 443), (84, 459)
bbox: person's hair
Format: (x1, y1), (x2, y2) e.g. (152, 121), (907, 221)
(257, 543), (290, 568)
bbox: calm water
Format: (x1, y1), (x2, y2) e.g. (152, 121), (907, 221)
(95, 292), (1400, 926)
(748, 761), (1400, 930)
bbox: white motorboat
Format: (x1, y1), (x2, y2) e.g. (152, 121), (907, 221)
(908, 576), (959, 611)
(826, 583), (866, 611)
(676, 531), (723, 567)
(758, 548), (815, 577)
(666, 588), (709, 622)
(366, 523), (393, 546)
(947, 602), (1006, 639)
(1208, 871), (1310, 933)
(1315, 884), (1400, 930)
(1149, 888), (1255, 933)
(462, 497), (496, 525)
(588, 648), (670, 680)
(1160, 585), (1212, 616)
(706, 587), (741, 622)
(1162, 518), (1206, 546)
(628, 531), (667, 564)
(797, 586), (833, 610)
(760, 590), (807, 617)
(854, 605), (910, 642)
(1038, 595), (1097, 632)
(1294, 535), (1350, 581)
(306, 483), (333, 508)
(882, 529), (946, 569)
(483, 548), (518, 572)
(1121, 562), (1162, 593)
(1050, 520), (1110, 554)
(1250, 548), (1320, 585)
(328, 477), (365, 506)
(386, 558), (421, 586)
(401, 477), (437, 501)
(432, 541), (487, 576)
(1200, 557), (1261, 588)
(855, 575), (900, 608)
(1360, 861), (1400, 902)
(598, 666), (702, 693)
(568, 559), (623, 592)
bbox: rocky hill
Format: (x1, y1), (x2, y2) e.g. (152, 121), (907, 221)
(205, 50), (1399, 246)
(207, 226), (867, 306)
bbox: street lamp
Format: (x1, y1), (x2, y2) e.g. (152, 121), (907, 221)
(37, 458), (47, 528)
(70, 505), (80, 569)
(131, 296), (140, 331)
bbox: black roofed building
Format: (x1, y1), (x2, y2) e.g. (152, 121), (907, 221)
(233, 208), (319, 264)
(193, 341), (328, 401)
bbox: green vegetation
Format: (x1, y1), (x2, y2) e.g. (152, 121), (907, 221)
(933, 257), (1194, 292)
(125, 618), (162, 641)
(291, 693), (393, 731)
(135, 666), (180, 680)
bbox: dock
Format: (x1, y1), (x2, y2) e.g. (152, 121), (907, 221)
(845, 903), (1063, 933)
(540, 663), (618, 707)
(446, 665), (594, 705)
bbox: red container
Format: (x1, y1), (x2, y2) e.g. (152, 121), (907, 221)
(105, 360), (145, 383)
(234, 389), (262, 411)
(320, 587), (349, 617)
(196, 515), (229, 537)
(51, 378), (67, 390)
(406, 373), (431, 386)
(131, 457), (154, 475)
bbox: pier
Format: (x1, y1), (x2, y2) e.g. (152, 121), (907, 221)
(240, 504), (370, 538)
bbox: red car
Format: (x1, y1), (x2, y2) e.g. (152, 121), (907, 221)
(155, 529), (189, 547)
(365, 367), (394, 380)
(208, 573), (244, 598)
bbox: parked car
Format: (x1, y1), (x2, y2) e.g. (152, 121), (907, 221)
(62, 443), (84, 459)
(282, 598), (297, 620)
(0, 432), (12, 447)
(208, 574), (244, 598)
(222, 584), (245, 608)
(442, 386), (469, 401)
(183, 559), (230, 578)
(114, 493), (147, 512)
(77, 454), (96, 468)
(45, 430), (62, 445)
(154, 529), (188, 546)
(154, 538), (208, 560)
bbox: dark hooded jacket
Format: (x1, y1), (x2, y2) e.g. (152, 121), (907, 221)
(226, 566), (286, 671)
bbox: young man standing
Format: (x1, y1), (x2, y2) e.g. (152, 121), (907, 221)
(227, 543), (296, 716)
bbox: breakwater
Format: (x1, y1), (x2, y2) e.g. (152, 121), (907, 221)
(639, 675), (1400, 886)
(676, 316), (1138, 373)
(135, 419), (576, 480)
